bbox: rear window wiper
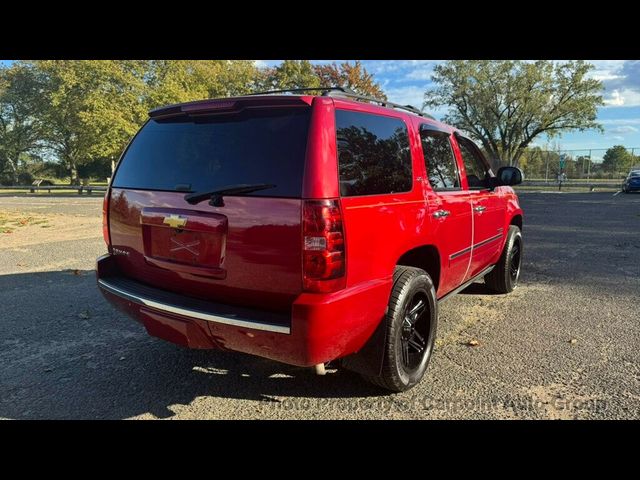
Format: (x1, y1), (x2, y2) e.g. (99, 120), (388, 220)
(184, 183), (276, 207)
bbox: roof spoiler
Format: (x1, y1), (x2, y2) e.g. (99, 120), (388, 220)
(149, 95), (313, 119)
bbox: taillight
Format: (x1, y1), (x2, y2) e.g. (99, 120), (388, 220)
(102, 191), (110, 248)
(303, 199), (346, 293)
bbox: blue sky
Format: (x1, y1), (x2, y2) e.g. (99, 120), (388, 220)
(4, 59), (640, 157)
(261, 60), (640, 158)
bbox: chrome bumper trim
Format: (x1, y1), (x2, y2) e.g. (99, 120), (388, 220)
(98, 278), (290, 334)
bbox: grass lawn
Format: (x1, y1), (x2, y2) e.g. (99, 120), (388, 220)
(0, 189), (105, 196)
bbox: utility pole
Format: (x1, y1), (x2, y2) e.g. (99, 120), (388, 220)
(545, 153), (550, 183)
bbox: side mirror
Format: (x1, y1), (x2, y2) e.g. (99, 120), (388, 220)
(496, 166), (523, 186)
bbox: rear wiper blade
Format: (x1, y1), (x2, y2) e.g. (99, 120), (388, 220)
(184, 183), (276, 206)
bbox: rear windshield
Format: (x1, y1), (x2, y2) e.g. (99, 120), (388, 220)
(113, 107), (310, 197)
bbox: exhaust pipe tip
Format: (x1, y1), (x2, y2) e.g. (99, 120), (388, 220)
(314, 363), (327, 376)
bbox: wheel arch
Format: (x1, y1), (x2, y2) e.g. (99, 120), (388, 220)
(510, 214), (523, 231)
(396, 245), (441, 293)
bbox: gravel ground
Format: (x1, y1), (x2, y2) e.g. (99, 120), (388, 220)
(0, 192), (639, 419)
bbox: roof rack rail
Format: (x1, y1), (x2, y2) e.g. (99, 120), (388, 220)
(248, 86), (435, 120)
(246, 86), (357, 96)
(325, 89), (436, 120)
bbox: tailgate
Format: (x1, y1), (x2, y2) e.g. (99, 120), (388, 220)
(108, 189), (302, 312)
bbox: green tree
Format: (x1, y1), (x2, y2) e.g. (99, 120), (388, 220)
(424, 61), (604, 166)
(518, 146), (547, 179)
(576, 155), (592, 178)
(145, 60), (259, 107)
(1, 60), (389, 185)
(79, 61), (149, 162)
(602, 145), (632, 175)
(562, 155), (577, 177)
(0, 63), (45, 184)
(313, 61), (387, 99)
(263, 60), (320, 91)
(33, 60), (149, 184)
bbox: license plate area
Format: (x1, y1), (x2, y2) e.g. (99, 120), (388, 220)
(140, 207), (228, 278)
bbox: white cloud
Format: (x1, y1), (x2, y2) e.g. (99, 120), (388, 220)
(600, 118), (640, 125)
(405, 67), (435, 81)
(555, 141), (609, 150)
(591, 60), (640, 107)
(593, 73), (625, 82)
(588, 60), (626, 81)
(384, 85), (448, 119)
(363, 60), (440, 77)
(253, 60), (268, 68)
(608, 125), (639, 134)
(605, 90), (625, 106)
(385, 85), (428, 110)
(603, 88), (640, 107)
(362, 60), (406, 75)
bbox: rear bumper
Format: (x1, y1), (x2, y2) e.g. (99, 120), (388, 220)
(96, 254), (391, 366)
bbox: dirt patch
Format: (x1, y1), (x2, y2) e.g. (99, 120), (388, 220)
(0, 207), (101, 249)
(0, 211), (50, 234)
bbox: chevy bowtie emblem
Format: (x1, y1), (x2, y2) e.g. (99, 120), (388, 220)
(163, 214), (187, 229)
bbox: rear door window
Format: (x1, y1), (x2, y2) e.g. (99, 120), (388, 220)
(113, 107), (311, 197)
(456, 135), (492, 189)
(336, 109), (412, 197)
(420, 130), (460, 190)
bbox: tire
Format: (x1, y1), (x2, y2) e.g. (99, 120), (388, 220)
(362, 266), (438, 392)
(485, 225), (523, 294)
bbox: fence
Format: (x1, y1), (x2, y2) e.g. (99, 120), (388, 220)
(518, 148), (639, 182)
(0, 185), (107, 195)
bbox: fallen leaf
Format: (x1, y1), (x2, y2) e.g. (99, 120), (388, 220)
(467, 339), (480, 347)
(72, 269), (82, 276)
(78, 311), (90, 319)
(569, 338), (578, 344)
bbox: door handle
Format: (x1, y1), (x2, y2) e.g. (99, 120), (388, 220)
(474, 206), (487, 213)
(433, 209), (450, 218)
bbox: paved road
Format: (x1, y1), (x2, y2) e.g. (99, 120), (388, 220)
(1, 193), (639, 419)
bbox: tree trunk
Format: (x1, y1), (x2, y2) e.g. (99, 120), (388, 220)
(69, 162), (80, 186)
(6, 158), (19, 184)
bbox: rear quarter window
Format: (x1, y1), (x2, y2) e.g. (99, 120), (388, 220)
(112, 107), (310, 197)
(336, 109), (412, 197)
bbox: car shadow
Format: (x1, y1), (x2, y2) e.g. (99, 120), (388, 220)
(0, 270), (383, 420)
(457, 282), (500, 296)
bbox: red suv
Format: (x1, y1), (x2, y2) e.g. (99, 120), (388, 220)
(97, 87), (523, 392)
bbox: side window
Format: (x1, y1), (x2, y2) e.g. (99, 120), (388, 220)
(336, 110), (412, 197)
(420, 130), (460, 190)
(457, 136), (491, 189)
